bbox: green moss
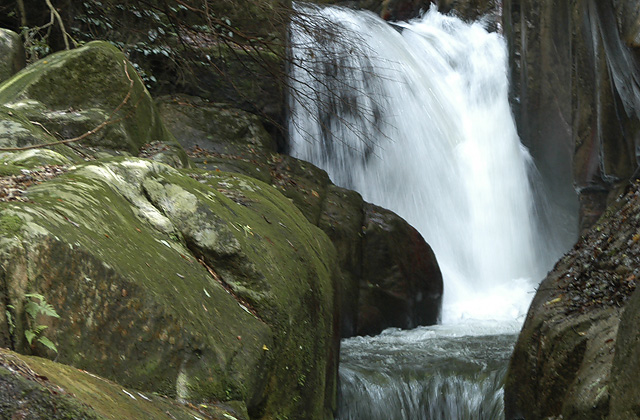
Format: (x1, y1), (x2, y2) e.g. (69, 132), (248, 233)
(0, 42), (187, 163)
(0, 213), (24, 235)
(0, 163), (23, 176)
(1, 159), (271, 400)
(0, 157), (337, 419)
(0, 149), (73, 168)
(0, 348), (234, 419)
(170, 168), (337, 419)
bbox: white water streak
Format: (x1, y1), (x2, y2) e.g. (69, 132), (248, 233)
(289, 5), (558, 323)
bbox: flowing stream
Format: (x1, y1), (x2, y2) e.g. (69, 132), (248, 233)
(288, 5), (568, 419)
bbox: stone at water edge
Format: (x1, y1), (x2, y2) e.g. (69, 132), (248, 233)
(357, 203), (442, 336)
(504, 182), (640, 420)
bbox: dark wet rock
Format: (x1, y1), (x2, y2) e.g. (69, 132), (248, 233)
(358, 203), (442, 336)
(503, 0), (579, 241)
(505, 182), (640, 419)
(504, 0), (640, 235)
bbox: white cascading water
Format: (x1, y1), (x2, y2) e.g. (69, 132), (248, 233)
(288, 4), (567, 419)
(289, 4), (559, 324)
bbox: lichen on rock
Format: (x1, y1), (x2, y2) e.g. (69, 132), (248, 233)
(0, 157), (338, 419)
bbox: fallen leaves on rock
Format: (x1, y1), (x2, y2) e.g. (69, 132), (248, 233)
(554, 181), (640, 314)
(0, 165), (68, 202)
(138, 141), (171, 158)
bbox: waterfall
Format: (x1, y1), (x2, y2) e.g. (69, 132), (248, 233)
(288, 4), (568, 419)
(289, 4), (561, 323)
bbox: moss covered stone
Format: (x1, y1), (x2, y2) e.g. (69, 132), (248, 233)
(162, 97), (444, 338)
(156, 94), (277, 154)
(0, 157), (338, 419)
(0, 149), (73, 167)
(0, 347), (244, 420)
(0, 42), (187, 164)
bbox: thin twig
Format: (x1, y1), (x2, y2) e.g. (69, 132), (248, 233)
(45, 0), (79, 49)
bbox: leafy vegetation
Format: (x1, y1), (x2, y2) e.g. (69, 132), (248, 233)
(6, 293), (60, 353)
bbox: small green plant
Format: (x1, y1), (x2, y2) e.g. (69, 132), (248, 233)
(6, 293), (60, 353)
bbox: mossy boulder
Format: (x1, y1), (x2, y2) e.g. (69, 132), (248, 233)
(505, 182), (640, 419)
(0, 157), (338, 420)
(0, 41), (186, 165)
(0, 347), (244, 420)
(0, 28), (25, 84)
(156, 94), (276, 155)
(0, 149), (73, 167)
(158, 95), (443, 337)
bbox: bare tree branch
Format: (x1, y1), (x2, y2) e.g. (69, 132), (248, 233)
(44, 0), (77, 49)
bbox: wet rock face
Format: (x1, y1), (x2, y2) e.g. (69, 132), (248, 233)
(358, 203), (442, 336)
(613, 0), (640, 47)
(503, 0), (579, 237)
(504, 0), (640, 235)
(505, 182), (640, 419)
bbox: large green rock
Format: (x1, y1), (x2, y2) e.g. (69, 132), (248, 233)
(0, 347), (244, 420)
(157, 94), (443, 338)
(505, 183), (640, 419)
(0, 41), (186, 165)
(0, 157), (338, 420)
